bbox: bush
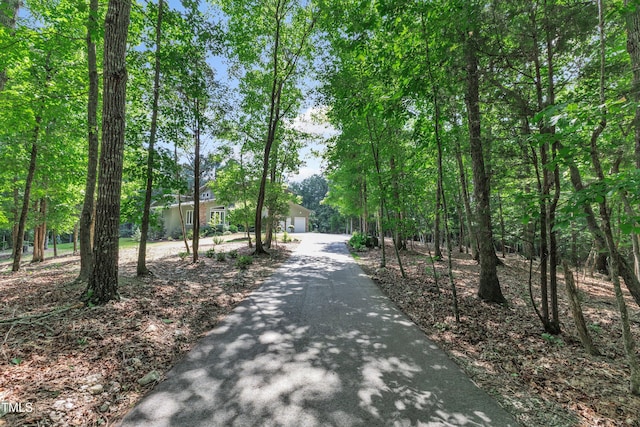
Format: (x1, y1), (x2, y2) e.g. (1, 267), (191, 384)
(229, 224), (238, 233)
(178, 251), (189, 260)
(282, 231), (291, 243)
(132, 226), (142, 242)
(216, 251), (227, 262)
(205, 248), (216, 258)
(229, 249), (238, 259)
(348, 232), (367, 251)
(236, 255), (253, 269)
(212, 236), (224, 245)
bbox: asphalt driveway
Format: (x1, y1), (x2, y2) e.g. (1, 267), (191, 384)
(119, 233), (517, 426)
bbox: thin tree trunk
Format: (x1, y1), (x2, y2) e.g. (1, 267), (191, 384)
(563, 262), (599, 356)
(32, 199), (46, 263)
(73, 222), (79, 254)
(591, 0), (639, 394)
(52, 229), (58, 257)
(12, 120), (41, 272)
(78, 0), (100, 282)
(464, 30), (505, 304)
(137, 0), (164, 276)
(455, 140), (478, 260)
(174, 144), (190, 254)
(497, 192), (506, 258)
(378, 206), (386, 268)
(192, 98), (200, 263)
(85, 0), (132, 305)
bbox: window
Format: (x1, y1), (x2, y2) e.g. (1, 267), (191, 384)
(185, 210), (194, 226)
(209, 209), (225, 226)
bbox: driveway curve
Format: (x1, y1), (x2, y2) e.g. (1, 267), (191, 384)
(119, 233), (517, 427)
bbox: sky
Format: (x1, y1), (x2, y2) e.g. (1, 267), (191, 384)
(288, 106), (338, 182)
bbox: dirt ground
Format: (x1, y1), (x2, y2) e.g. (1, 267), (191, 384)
(0, 236), (296, 426)
(2, 235), (640, 426)
(353, 241), (640, 427)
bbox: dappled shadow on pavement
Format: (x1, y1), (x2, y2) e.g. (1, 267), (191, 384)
(119, 234), (517, 427)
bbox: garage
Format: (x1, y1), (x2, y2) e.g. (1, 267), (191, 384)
(293, 216), (306, 233)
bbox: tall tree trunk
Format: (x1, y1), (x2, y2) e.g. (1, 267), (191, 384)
(591, 0), (639, 394)
(137, 0), (163, 276)
(0, 0), (19, 92)
(192, 98), (200, 263)
(78, 0), (100, 282)
(455, 139), (478, 260)
(12, 119), (41, 272)
(85, 0), (132, 305)
(464, 30), (506, 304)
(625, 0), (640, 168)
(624, 0), (640, 280)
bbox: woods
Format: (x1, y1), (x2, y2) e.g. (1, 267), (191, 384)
(1, 0), (640, 422)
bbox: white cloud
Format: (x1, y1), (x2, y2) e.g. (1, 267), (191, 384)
(290, 106), (338, 137)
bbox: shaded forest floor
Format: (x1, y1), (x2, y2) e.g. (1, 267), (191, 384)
(0, 237), (296, 426)
(354, 241), (640, 427)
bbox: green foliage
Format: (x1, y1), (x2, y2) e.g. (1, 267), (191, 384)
(228, 249), (238, 259)
(541, 333), (564, 347)
(205, 248), (216, 258)
(132, 226), (142, 242)
(282, 231), (291, 243)
(178, 251), (189, 260)
(216, 251), (227, 261)
(236, 255), (253, 269)
(212, 236), (224, 245)
(228, 224), (238, 233)
(348, 232), (368, 251)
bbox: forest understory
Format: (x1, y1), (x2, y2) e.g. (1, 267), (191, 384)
(1, 237), (640, 426)
(354, 241), (640, 427)
(0, 238), (296, 426)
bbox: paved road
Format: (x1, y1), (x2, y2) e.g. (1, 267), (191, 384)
(119, 234), (517, 427)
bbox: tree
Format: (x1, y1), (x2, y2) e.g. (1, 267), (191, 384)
(85, 0), (132, 305)
(463, 11), (506, 304)
(77, 0), (101, 282)
(137, 0), (164, 276)
(217, 0), (317, 254)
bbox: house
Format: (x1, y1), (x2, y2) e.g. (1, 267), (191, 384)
(159, 186), (311, 238)
(280, 201), (312, 233)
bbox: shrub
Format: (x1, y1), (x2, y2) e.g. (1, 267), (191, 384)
(132, 226), (141, 242)
(205, 248), (216, 258)
(186, 229), (194, 240)
(236, 255), (253, 269)
(282, 231), (291, 243)
(216, 251), (227, 261)
(178, 251), (189, 260)
(348, 232), (367, 251)
(229, 224), (238, 233)
(212, 236), (224, 245)
(229, 249), (238, 259)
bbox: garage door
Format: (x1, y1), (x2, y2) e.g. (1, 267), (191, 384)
(294, 217), (306, 233)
